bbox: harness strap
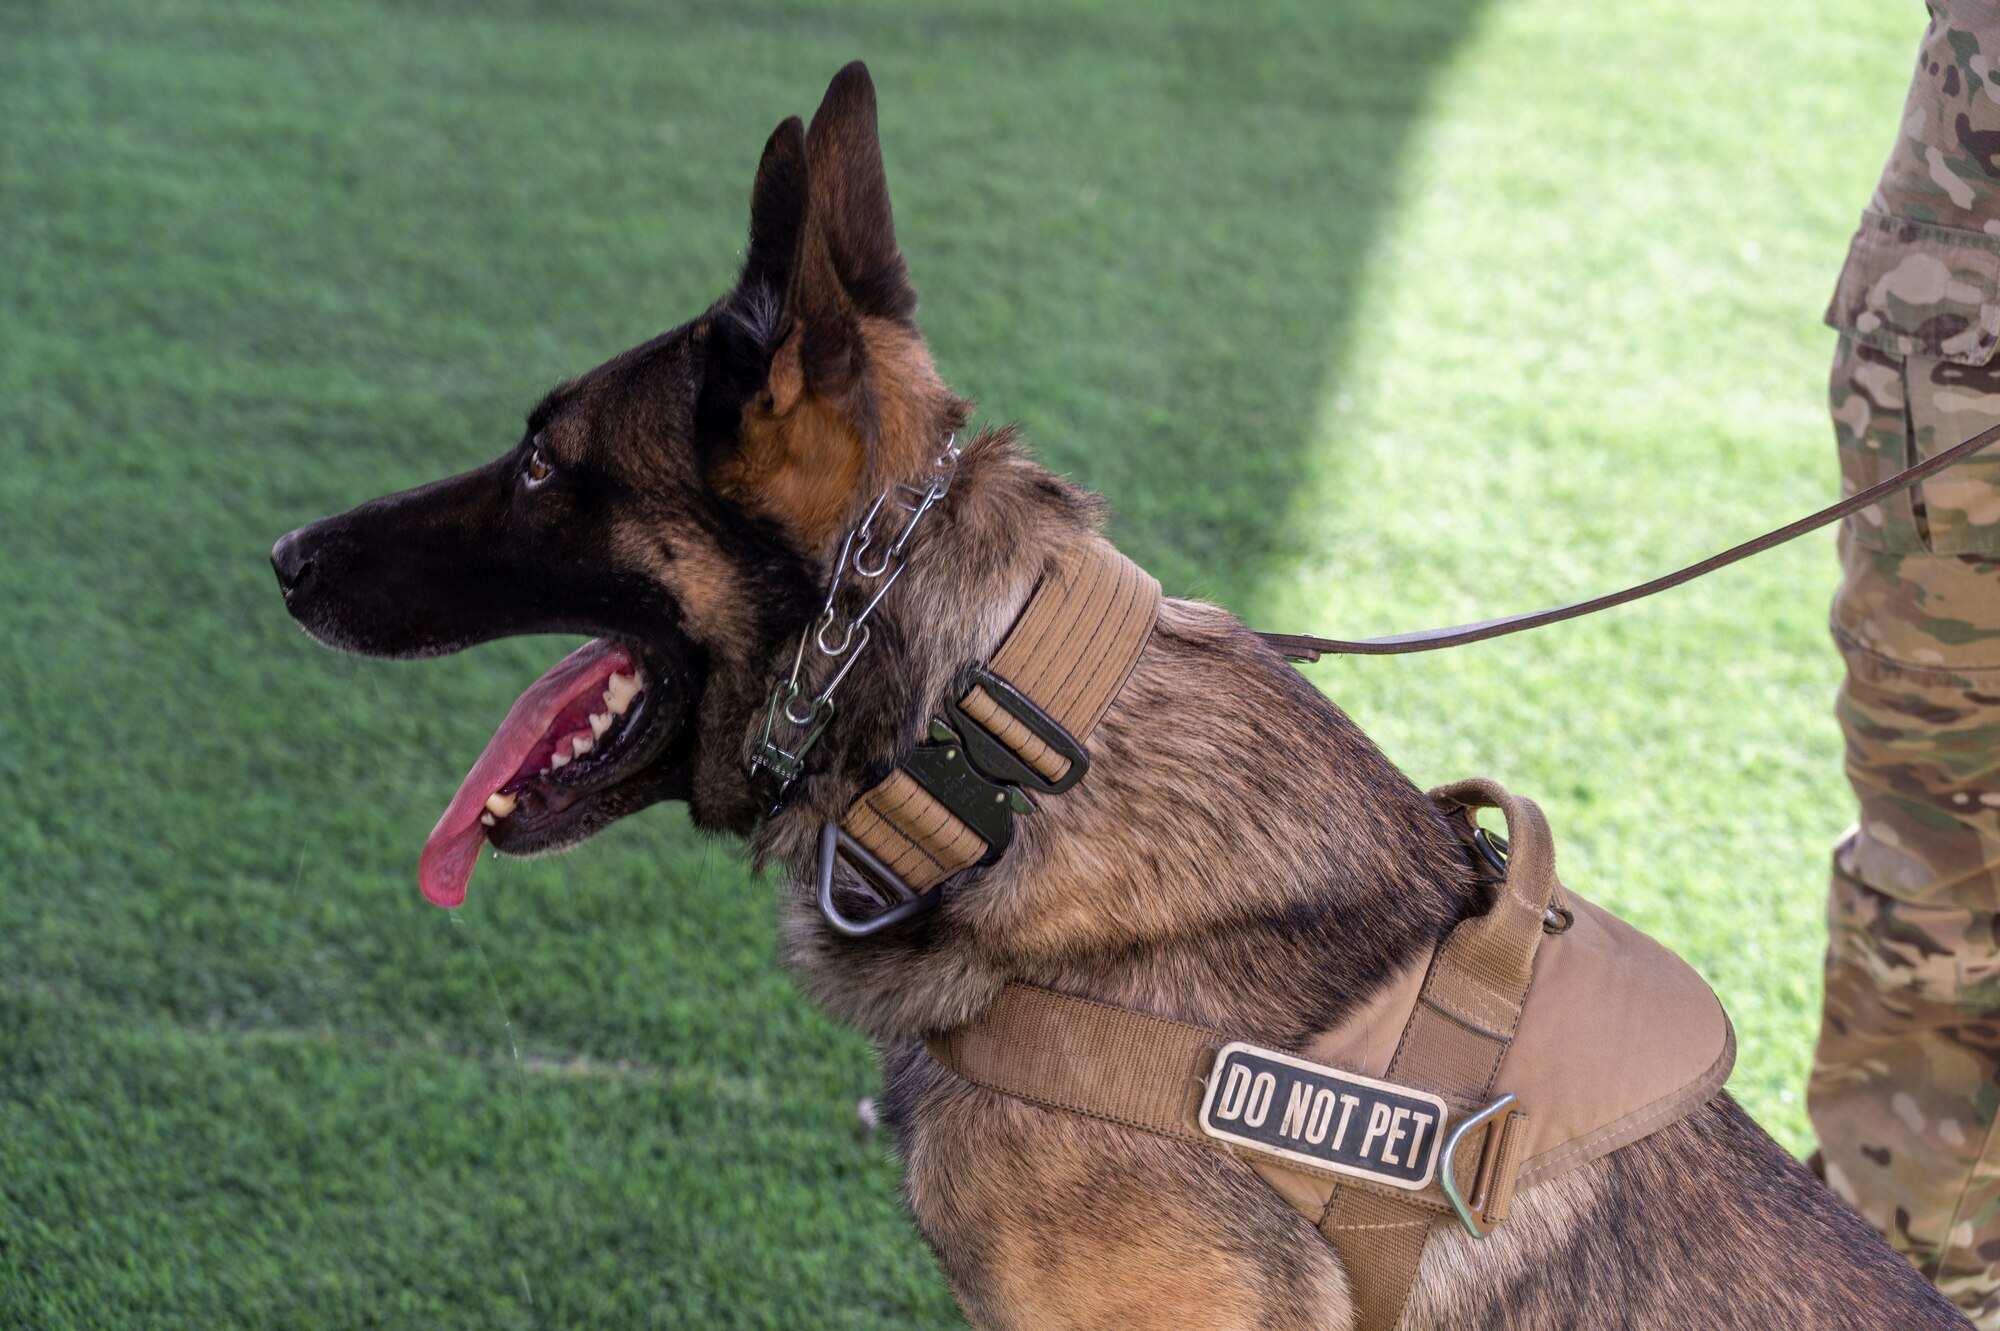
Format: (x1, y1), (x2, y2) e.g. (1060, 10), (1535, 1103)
(1319, 778), (1554, 1330)
(926, 780), (1561, 1331)
(927, 983), (1217, 1142)
(841, 539), (1160, 892)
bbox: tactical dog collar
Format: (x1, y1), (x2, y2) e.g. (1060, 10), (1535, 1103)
(816, 535), (1161, 934)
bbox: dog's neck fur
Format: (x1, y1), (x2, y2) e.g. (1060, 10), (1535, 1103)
(747, 429), (1484, 1049)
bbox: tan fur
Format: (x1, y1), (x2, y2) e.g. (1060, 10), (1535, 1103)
(724, 344), (868, 553)
(896, 1041), (1355, 1331)
(720, 315), (961, 556)
(852, 315), (962, 491)
(648, 533), (757, 652)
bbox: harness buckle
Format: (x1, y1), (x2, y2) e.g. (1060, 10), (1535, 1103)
(1438, 1093), (1521, 1239)
(905, 721), (1034, 863)
(815, 821), (941, 937)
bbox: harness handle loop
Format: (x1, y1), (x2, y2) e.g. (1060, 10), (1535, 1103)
(1429, 778), (1562, 995)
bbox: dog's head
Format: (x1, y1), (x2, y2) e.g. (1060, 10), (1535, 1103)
(272, 63), (967, 906)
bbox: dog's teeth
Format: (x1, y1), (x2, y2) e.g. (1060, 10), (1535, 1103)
(485, 792), (517, 819)
(590, 711), (613, 738)
(550, 749), (571, 769)
(605, 672), (640, 714)
(480, 812), (496, 827)
(571, 735), (593, 758)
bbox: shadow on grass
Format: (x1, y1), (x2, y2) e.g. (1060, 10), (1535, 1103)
(0, 2), (1491, 1325)
(890, 2), (1498, 608)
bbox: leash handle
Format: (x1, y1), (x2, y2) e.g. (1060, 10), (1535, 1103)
(1258, 421), (2000, 661)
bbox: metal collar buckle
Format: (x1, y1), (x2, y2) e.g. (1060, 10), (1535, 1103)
(942, 668), (1090, 795)
(1438, 1093), (1519, 1238)
(816, 666), (1090, 935)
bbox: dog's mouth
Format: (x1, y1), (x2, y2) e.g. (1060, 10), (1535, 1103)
(418, 636), (691, 908)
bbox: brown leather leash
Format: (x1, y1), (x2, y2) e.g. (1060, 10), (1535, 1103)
(1257, 421), (2000, 662)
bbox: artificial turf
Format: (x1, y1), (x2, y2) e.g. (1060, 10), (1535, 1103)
(2, 0), (1918, 1324)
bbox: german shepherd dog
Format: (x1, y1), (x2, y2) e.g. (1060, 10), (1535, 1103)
(272, 63), (1967, 1329)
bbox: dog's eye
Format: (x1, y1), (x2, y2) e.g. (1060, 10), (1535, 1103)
(524, 444), (555, 487)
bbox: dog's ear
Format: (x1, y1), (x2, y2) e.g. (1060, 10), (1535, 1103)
(707, 63), (930, 554)
(803, 61), (916, 323)
(738, 115), (808, 313)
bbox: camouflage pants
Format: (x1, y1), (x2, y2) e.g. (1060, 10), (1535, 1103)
(1810, 6), (2000, 1321)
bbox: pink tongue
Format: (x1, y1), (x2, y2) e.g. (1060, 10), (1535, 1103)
(417, 637), (634, 909)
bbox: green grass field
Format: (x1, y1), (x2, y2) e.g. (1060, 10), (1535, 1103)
(2, 0), (1919, 1324)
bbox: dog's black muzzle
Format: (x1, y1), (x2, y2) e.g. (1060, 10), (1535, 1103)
(271, 458), (684, 663)
(271, 459), (708, 843)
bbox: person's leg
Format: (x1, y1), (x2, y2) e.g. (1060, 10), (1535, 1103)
(1812, 334), (2000, 1324)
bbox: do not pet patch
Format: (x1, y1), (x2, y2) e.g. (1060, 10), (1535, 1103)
(1197, 1042), (1449, 1191)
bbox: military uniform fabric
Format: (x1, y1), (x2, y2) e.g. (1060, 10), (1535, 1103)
(1813, 3), (2000, 1321)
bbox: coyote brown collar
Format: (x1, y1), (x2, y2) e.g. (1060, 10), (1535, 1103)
(813, 535), (1161, 934)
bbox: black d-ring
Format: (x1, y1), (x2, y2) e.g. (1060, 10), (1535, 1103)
(1470, 827), (1511, 876)
(816, 821), (942, 937)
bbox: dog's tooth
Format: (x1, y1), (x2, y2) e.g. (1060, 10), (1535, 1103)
(550, 748), (571, 769)
(605, 672), (640, 714)
(480, 812), (496, 827)
(572, 735), (593, 758)
(485, 792), (517, 818)
(590, 711), (613, 738)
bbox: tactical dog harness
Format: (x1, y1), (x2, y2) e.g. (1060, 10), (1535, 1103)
(798, 534), (1734, 1330)
(926, 781), (1735, 1330)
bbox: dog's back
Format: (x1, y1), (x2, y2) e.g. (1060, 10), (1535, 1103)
(1412, 1097), (1963, 1327)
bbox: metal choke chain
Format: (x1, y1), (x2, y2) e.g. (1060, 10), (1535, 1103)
(750, 436), (961, 798)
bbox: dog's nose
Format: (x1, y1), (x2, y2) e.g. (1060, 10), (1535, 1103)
(271, 529), (316, 598)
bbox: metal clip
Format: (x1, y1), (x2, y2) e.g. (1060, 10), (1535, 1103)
(1439, 1093), (1518, 1239)
(1469, 827), (1570, 933)
(1470, 827), (1510, 876)
(816, 822), (942, 936)
(747, 437), (962, 808)
(750, 680), (831, 790)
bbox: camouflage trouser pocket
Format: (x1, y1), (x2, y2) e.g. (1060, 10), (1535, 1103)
(1822, 858), (2000, 1006)
(1828, 213), (2000, 556)
(1909, 353), (2000, 555)
(1831, 337), (2000, 556)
